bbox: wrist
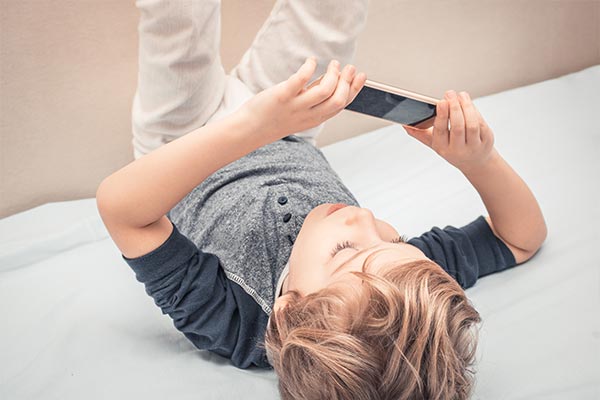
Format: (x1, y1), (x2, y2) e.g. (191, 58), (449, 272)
(458, 148), (502, 178)
(221, 110), (275, 155)
(231, 106), (276, 145)
(237, 93), (285, 143)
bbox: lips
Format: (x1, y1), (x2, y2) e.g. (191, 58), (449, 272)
(327, 203), (348, 216)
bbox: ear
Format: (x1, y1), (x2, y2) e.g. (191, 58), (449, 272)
(273, 293), (294, 314)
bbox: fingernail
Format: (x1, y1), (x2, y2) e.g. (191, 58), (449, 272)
(446, 90), (456, 99)
(459, 91), (469, 100)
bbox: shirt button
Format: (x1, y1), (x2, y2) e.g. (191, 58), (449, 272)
(283, 213), (292, 223)
(278, 196), (288, 205)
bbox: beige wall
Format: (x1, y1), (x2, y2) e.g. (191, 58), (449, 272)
(1, 0), (599, 218)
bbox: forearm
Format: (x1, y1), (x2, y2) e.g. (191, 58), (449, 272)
(97, 111), (269, 228)
(461, 148), (547, 252)
(97, 58), (364, 228)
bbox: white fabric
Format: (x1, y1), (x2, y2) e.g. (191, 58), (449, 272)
(275, 262), (290, 301)
(1, 65), (599, 399)
(131, 0), (369, 158)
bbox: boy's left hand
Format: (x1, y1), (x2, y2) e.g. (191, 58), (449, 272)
(402, 90), (496, 172)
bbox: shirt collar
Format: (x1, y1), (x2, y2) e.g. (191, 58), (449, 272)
(274, 260), (290, 300)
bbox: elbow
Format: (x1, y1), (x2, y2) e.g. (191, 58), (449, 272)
(95, 180), (107, 215)
(96, 179), (109, 210)
(95, 178), (118, 222)
(531, 217), (548, 252)
(514, 221), (548, 264)
(524, 216), (548, 253)
(538, 221), (548, 248)
(486, 215), (547, 264)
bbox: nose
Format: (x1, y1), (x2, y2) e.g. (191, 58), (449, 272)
(346, 207), (377, 227)
(343, 206), (404, 250)
(346, 208), (382, 247)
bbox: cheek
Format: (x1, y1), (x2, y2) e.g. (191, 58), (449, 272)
(289, 233), (325, 271)
(288, 226), (317, 269)
(289, 229), (329, 278)
(293, 207), (329, 260)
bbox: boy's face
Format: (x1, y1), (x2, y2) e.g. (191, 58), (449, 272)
(274, 204), (431, 312)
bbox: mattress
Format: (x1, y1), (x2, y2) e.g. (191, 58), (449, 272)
(1, 65), (599, 399)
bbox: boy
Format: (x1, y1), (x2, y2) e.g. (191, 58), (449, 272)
(97, 1), (546, 398)
(97, 57), (546, 398)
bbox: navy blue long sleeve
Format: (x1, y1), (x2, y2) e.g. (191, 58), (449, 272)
(408, 216), (517, 289)
(122, 223), (271, 369)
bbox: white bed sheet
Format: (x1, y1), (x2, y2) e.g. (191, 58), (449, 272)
(1, 65), (599, 399)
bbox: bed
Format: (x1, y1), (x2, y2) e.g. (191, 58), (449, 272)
(1, 65), (599, 399)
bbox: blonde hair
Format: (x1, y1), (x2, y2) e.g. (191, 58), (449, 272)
(262, 254), (482, 400)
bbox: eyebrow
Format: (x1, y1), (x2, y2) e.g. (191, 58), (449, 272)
(331, 242), (404, 275)
(331, 247), (372, 275)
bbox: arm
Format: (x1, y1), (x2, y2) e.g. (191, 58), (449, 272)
(97, 112), (267, 258)
(97, 58), (366, 258)
(462, 149), (546, 263)
(403, 90), (547, 264)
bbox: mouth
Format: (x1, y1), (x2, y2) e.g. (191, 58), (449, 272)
(326, 203), (348, 216)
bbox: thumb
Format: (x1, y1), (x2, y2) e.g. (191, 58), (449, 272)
(402, 125), (433, 147)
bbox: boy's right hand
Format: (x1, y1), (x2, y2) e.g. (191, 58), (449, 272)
(402, 90), (497, 173)
(239, 57), (366, 142)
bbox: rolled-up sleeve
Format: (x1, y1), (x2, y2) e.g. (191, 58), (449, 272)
(122, 223), (270, 369)
(408, 216), (517, 289)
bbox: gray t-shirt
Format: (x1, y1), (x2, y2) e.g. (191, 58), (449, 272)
(122, 135), (516, 369)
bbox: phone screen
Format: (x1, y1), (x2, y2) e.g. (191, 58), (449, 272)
(345, 85), (437, 126)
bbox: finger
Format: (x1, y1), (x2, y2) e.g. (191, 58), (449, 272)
(473, 105), (491, 142)
(285, 57), (318, 97)
(403, 125), (433, 147)
(458, 92), (480, 144)
(446, 90), (465, 148)
(299, 59), (340, 107)
(432, 99), (450, 150)
(312, 64), (355, 116)
(347, 72), (367, 104)
(305, 74), (324, 91)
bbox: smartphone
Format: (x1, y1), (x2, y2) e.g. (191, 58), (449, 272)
(345, 80), (439, 129)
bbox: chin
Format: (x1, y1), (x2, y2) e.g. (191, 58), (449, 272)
(302, 204), (323, 224)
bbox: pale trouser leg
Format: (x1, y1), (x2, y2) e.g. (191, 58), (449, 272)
(131, 0), (226, 159)
(230, 0), (370, 146)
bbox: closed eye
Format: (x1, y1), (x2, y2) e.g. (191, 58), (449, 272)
(391, 235), (408, 244)
(330, 235), (408, 258)
(330, 240), (357, 258)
